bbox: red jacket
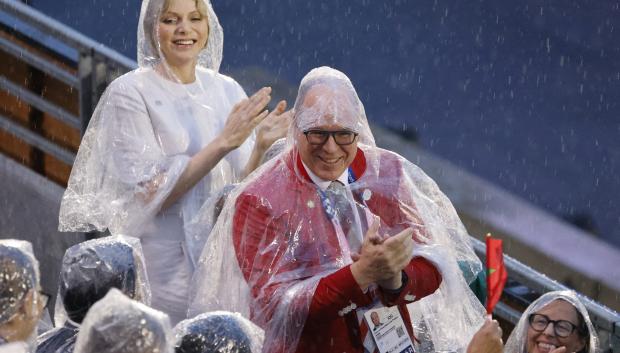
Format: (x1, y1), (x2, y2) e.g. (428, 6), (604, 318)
(232, 148), (442, 353)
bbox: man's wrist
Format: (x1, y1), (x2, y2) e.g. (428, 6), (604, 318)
(379, 271), (408, 293)
(350, 262), (372, 291)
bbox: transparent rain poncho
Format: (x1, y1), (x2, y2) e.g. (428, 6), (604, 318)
(58, 0), (247, 234)
(189, 67), (485, 353)
(505, 290), (599, 353)
(184, 184), (238, 266)
(184, 139), (288, 265)
(37, 235), (151, 353)
(174, 311), (264, 353)
(74, 288), (173, 353)
(0, 239), (43, 349)
(58, 0), (254, 323)
(0, 342), (28, 353)
(0, 240), (39, 326)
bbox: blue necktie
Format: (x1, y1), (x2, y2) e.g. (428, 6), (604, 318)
(325, 181), (362, 252)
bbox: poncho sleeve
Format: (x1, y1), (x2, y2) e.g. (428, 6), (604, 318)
(59, 74), (190, 236)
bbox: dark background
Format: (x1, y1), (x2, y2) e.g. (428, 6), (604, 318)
(30, 0), (620, 248)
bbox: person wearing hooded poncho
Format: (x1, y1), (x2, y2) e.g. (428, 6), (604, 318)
(189, 67), (487, 353)
(58, 0), (290, 324)
(73, 289), (173, 353)
(0, 240), (47, 351)
(505, 290), (600, 353)
(36, 235), (150, 353)
(174, 311), (263, 353)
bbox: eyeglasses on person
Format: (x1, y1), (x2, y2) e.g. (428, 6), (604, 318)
(528, 313), (578, 338)
(303, 130), (358, 146)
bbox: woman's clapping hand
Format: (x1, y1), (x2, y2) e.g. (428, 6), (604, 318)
(220, 87), (272, 149)
(255, 100), (292, 151)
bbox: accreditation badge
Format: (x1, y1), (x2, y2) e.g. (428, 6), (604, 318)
(364, 306), (415, 353)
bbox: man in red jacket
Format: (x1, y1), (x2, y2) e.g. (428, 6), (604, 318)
(229, 67), (447, 353)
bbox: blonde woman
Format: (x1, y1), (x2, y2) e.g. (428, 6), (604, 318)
(59, 0), (290, 324)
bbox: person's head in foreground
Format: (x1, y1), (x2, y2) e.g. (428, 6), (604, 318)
(174, 311), (263, 353)
(74, 288), (172, 353)
(0, 240), (46, 344)
(37, 235), (151, 353)
(291, 66), (374, 181)
(58, 235), (150, 325)
(505, 290), (599, 353)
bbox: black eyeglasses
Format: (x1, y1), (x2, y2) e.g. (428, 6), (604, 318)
(528, 313), (578, 338)
(303, 130), (358, 146)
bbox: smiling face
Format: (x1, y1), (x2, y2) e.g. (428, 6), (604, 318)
(157, 0), (209, 70)
(526, 300), (586, 353)
(295, 84), (359, 181)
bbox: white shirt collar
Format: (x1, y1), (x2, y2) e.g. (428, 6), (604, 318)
(301, 161), (349, 191)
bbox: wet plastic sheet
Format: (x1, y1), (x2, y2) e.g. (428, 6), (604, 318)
(74, 288), (173, 353)
(174, 311), (263, 353)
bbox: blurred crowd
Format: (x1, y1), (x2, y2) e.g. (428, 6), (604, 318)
(0, 237), (598, 353)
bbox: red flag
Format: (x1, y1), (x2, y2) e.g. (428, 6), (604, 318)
(486, 233), (507, 315)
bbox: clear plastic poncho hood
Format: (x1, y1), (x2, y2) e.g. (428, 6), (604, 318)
(0, 239), (43, 350)
(189, 67), (485, 353)
(58, 0), (252, 244)
(0, 342), (28, 353)
(288, 67), (375, 146)
(52, 235), (151, 326)
(0, 240), (39, 325)
(505, 290), (600, 353)
(74, 288), (173, 353)
(39, 235), (150, 353)
(174, 311), (264, 353)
